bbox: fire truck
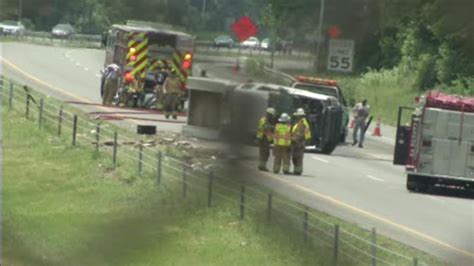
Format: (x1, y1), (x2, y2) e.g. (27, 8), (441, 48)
(101, 20), (194, 107)
(394, 91), (474, 194)
(290, 76), (350, 142)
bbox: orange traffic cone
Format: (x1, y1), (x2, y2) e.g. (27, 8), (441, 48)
(372, 118), (382, 137)
(349, 118), (355, 129)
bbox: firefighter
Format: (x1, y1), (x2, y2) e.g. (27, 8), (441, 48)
(352, 99), (370, 148)
(132, 73), (144, 107)
(291, 108), (311, 175)
(256, 107), (276, 171)
(120, 72), (135, 107)
(102, 64), (120, 105)
(155, 65), (168, 110)
(162, 68), (181, 119)
(273, 113), (292, 174)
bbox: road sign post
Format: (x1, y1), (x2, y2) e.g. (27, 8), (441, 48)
(327, 39), (355, 73)
(58, 106), (63, 136)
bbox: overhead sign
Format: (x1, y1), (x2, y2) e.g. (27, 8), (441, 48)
(327, 39), (354, 72)
(230, 16), (258, 42)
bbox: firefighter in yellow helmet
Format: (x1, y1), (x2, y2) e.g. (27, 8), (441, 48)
(256, 107), (276, 171)
(162, 68), (181, 119)
(291, 108), (311, 175)
(273, 113), (292, 174)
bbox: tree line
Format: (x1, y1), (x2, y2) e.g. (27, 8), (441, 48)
(2, 0), (473, 90)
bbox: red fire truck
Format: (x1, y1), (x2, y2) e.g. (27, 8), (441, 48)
(394, 91), (474, 194)
(101, 20), (194, 108)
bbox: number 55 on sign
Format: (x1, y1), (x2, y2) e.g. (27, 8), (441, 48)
(327, 39), (355, 73)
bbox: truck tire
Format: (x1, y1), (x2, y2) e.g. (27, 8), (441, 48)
(340, 132), (347, 143)
(407, 174), (428, 193)
(321, 142), (337, 155)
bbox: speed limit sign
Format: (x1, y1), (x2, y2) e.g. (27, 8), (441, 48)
(327, 39), (354, 72)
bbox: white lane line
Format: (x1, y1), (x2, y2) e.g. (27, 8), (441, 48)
(312, 156), (329, 164)
(84, 67), (89, 71)
(95, 74), (101, 78)
(75, 62), (81, 67)
(427, 196), (446, 204)
(367, 175), (385, 182)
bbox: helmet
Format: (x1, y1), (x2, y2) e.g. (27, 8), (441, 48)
(294, 108), (306, 116)
(266, 107), (276, 116)
(279, 113), (290, 122)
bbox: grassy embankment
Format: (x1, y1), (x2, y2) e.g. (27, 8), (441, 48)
(2, 79), (447, 266)
(2, 109), (326, 266)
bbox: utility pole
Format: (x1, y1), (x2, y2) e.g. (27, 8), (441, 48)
(201, 0), (207, 21)
(18, 0), (23, 21)
(314, 0), (326, 72)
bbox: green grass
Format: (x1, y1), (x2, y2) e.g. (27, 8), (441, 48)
(2, 77), (447, 266)
(2, 109), (333, 266)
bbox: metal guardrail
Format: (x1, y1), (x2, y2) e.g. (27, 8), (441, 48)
(0, 77), (429, 266)
(1, 31), (103, 48)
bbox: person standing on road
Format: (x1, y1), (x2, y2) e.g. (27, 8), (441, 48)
(256, 107), (276, 172)
(291, 108), (311, 175)
(102, 64), (120, 106)
(352, 99), (370, 148)
(162, 68), (181, 119)
(131, 73), (144, 107)
(273, 113), (292, 174)
(155, 65), (168, 110)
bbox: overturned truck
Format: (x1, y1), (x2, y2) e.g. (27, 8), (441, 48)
(183, 78), (344, 154)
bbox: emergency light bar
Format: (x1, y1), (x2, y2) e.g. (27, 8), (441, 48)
(295, 76), (338, 86)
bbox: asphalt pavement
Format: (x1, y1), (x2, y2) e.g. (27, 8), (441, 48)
(198, 61), (474, 265)
(1, 42), (473, 265)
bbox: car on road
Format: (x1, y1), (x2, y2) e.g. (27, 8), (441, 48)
(0, 20), (26, 36)
(241, 37), (260, 49)
(290, 76), (350, 142)
(260, 38), (270, 50)
(51, 24), (75, 39)
(213, 35), (234, 48)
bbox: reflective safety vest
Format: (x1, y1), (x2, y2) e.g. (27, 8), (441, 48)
(163, 76), (180, 94)
(292, 118), (311, 142)
(256, 117), (273, 142)
(274, 123), (292, 147)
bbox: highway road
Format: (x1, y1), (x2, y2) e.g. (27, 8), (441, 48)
(1, 42), (473, 265)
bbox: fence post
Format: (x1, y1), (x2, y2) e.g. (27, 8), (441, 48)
(207, 171), (213, 208)
(303, 208), (309, 243)
(240, 185), (245, 220)
(72, 115), (78, 146)
(9, 83), (13, 110)
(113, 132), (118, 168)
(413, 258), (418, 266)
(182, 163), (187, 198)
(333, 224), (339, 266)
(267, 193), (272, 221)
(38, 98), (44, 128)
(156, 151), (162, 184)
(371, 228), (377, 266)
(58, 106), (63, 136)
(25, 92), (30, 118)
(95, 123), (100, 152)
(138, 144), (143, 176)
